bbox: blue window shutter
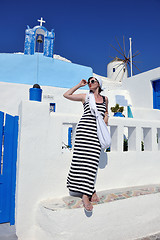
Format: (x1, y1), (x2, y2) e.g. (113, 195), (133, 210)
(68, 128), (72, 148)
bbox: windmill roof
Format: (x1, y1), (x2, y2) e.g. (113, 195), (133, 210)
(110, 56), (124, 63)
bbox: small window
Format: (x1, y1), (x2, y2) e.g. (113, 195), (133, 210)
(68, 127), (72, 148)
(153, 80), (160, 110)
(50, 103), (56, 112)
(113, 68), (115, 72)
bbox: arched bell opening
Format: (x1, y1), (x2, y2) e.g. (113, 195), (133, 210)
(35, 28), (45, 53)
(24, 24), (55, 57)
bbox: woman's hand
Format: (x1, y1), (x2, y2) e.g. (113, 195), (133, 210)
(63, 79), (87, 102)
(104, 114), (109, 126)
(78, 79), (88, 88)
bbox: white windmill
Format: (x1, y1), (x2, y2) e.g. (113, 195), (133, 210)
(107, 36), (140, 82)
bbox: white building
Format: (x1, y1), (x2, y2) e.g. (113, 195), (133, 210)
(0, 21), (160, 240)
(107, 56), (128, 82)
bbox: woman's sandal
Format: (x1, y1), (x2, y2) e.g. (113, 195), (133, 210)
(91, 192), (100, 203)
(82, 196), (93, 212)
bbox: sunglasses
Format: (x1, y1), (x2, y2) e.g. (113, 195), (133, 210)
(88, 79), (98, 85)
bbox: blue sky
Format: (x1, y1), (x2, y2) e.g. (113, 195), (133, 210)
(0, 0), (160, 77)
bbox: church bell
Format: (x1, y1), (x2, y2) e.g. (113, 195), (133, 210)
(37, 35), (43, 43)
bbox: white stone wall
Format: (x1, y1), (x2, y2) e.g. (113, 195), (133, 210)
(1, 66), (160, 120)
(0, 81), (133, 120)
(0, 82), (86, 116)
(35, 193), (160, 240)
(1, 53), (160, 240)
(122, 66), (160, 109)
(15, 101), (160, 240)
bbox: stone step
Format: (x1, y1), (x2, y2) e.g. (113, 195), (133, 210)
(136, 232), (160, 240)
(35, 184), (160, 240)
(42, 184), (160, 211)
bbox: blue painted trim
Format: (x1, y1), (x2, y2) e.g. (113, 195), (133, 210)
(10, 116), (19, 225)
(0, 113), (19, 225)
(0, 112), (4, 223)
(153, 81), (156, 109)
(127, 106), (133, 118)
(153, 80), (160, 109)
(152, 80), (160, 109)
(0, 111), (4, 174)
(68, 127), (72, 148)
(2, 114), (14, 223)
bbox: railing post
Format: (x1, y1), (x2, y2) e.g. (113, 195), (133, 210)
(136, 126), (141, 152)
(117, 124), (124, 152)
(158, 128), (160, 151)
(152, 127), (158, 151)
(110, 126), (118, 151)
(143, 128), (152, 151)
(128, 127), (136, 151)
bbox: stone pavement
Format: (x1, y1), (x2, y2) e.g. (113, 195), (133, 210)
(0, 223), (17, 240)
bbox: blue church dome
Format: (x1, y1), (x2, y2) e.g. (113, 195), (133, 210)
(0, 18), (92, 89)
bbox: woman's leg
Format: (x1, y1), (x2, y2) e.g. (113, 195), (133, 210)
(82, 194), (93, 211)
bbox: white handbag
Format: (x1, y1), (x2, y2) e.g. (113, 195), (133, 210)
(96, 112), (111, 149)
(87, 92), (111, 149)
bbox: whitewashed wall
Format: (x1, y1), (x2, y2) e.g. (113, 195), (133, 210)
(122, 66), (160, 109)
(0, 66), (160, 118)
(0, 82), (86, 116)
(16, 101), (160, 240)
(0, 81), (132, 120)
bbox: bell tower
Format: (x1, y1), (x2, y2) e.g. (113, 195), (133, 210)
(24, 17), (55, 58)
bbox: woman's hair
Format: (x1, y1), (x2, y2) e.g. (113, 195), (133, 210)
(88, 77), (103, 94)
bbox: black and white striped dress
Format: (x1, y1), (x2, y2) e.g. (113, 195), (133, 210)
(67, 95), (106, 197)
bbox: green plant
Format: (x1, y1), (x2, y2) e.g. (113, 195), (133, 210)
(62, 142), (72, 151)
(111, 104), (124, 113)
(105, 138), (128, 152)
(141, 141), (144, 151)
(123, 138), (128, 151)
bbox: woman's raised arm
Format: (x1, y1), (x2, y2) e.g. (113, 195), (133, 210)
(63, 79), (87, 103)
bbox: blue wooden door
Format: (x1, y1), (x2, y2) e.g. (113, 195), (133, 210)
(0, 112), (19, 225)
(153, 80), (160, 109)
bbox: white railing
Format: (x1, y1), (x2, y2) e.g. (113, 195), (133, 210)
(60, 115), (160, 153)
(109, 118), (160, 152)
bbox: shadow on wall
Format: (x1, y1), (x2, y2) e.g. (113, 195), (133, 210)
(99, 151), (108, 169)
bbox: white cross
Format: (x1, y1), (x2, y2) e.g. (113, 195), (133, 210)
(37, 17), (46, 26)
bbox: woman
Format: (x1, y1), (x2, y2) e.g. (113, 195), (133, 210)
(63, 77), (109, 212)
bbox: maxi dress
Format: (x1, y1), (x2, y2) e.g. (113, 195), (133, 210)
(67, 95), (106, 197)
